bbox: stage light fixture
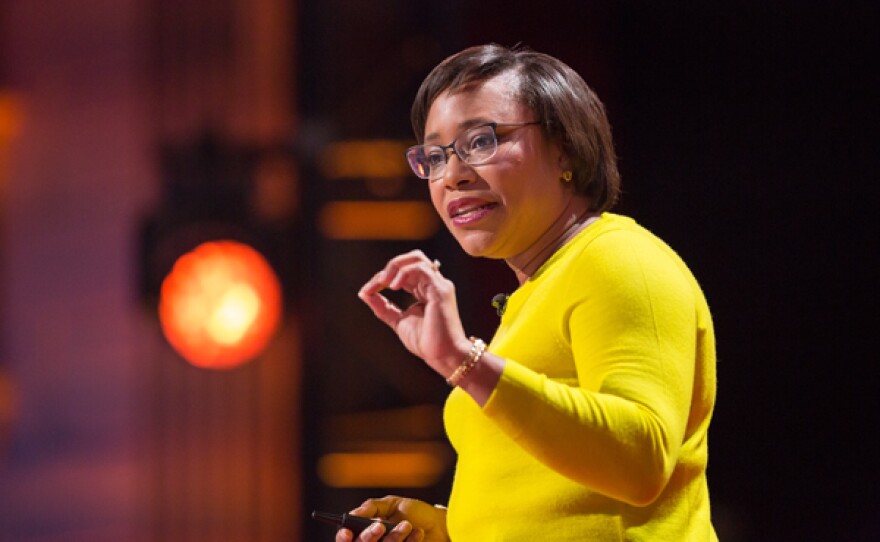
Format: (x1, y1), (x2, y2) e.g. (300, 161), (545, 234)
(158, 240), (282, 369)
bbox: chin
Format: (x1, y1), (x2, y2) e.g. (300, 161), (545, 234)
(451, 231), (502, 259)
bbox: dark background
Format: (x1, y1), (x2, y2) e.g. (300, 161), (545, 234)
(0, 1), (876, 540)
(299, 1), (876, 540)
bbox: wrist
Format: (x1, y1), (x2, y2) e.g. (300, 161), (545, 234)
(445, 337), (487, 387)
(432, 337), (473, 377)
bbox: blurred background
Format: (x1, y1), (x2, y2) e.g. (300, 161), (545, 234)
(0, 0), (875, 540)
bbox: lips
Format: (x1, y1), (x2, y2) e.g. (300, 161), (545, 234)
(446, 197), (498, 226)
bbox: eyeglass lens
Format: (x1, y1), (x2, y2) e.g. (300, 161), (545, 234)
(407, 124), (499, 180)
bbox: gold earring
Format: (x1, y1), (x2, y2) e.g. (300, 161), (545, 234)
(561, 170), (573, 182)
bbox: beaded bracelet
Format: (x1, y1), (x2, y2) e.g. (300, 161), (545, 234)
(446, 337), (487, 387)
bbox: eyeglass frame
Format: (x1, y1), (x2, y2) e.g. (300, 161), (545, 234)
(405, 121), (542, 180)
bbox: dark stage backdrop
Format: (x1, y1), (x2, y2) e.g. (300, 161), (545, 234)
(464, 3), (877, 540)
(297, 2), (876, 540)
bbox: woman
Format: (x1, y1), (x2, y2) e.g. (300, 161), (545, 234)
(341, 44), (717, 541)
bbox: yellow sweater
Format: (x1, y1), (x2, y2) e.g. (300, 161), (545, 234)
(444, 214), (717, 541)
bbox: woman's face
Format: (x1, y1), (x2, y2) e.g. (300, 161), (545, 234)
(424, 72), (571, 261)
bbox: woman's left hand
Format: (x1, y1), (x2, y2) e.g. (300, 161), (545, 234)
(358, 250), (472, 378)
(335, 496), (448, 542)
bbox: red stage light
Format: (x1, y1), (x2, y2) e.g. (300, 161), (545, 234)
(158, 240), (282, 369)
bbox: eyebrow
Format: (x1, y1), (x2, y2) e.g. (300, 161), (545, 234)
(424, 117), (493, 143)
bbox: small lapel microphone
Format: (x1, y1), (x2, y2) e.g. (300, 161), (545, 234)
(491, 293), (509, 317)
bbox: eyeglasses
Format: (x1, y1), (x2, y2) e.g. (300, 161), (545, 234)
(405, 121), (541, 180)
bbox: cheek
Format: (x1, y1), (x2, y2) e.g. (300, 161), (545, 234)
(429, 184), (446, 219)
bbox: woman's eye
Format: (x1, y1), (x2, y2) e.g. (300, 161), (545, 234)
(467, 133), (494, 151)
(425, 150), (446, 166)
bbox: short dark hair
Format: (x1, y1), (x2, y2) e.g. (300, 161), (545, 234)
(411, 44), (620, 212)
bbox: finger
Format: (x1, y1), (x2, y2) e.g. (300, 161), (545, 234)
(388, 249), (430, 268)
(360, 261), (442, 315)
(359, 252), (440, 302)
(356, 521), (388, 541)
(377, 251), (437, 288)
(359, 268), (391, 298)
(335, 528), (353, 542)
(357, 495), (405, 520)
(349, 499), (380, 518)
(357, 264), (424, 300)
(387, 260), (440, 292)
(381, 520), (414, 542)
(358, 289), (404, 329)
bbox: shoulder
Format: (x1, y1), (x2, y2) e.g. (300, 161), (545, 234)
(560, 214), (697, 301)
(566, 214), (679, 272)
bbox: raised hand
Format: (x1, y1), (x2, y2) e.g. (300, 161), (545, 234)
(358, 250), (472, 378)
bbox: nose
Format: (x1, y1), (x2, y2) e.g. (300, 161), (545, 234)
(439, 151), (476, 189)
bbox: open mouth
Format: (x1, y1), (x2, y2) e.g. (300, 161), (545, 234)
(451, 202), (497, 219)
(448, 201), (499, 226)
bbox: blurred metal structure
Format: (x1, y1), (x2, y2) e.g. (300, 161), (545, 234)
(293, 3), (470, 540)
(145, 0), (301, 540)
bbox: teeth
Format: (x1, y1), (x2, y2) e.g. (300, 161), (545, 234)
(453, 204), (489, 218)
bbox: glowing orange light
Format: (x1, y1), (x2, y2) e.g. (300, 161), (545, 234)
(318, 140), (411, 179)
(158, 240), (283, 369)
(317, 443), (452, 488)
(318, 201), (439, 240)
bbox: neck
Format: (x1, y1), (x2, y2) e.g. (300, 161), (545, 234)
(506, 196), (598, 284)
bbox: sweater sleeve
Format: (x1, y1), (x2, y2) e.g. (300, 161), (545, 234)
(481, 230), (697, 506)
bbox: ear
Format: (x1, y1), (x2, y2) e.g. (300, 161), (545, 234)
(556, 145), (572, 174)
